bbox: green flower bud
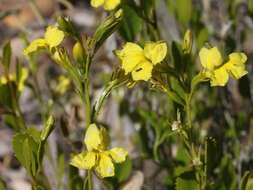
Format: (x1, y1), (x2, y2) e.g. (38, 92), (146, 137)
(73, 42), (85, 63)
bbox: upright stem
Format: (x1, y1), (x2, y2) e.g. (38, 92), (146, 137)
(87, 171), (92, 190)
(84, 55), (92, 127)
(84, 79), (91, 127)
(82, 54), (93, 189)
(185, 97), (192, 129)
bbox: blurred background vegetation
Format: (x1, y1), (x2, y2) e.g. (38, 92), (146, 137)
(0, 0), (253, 189)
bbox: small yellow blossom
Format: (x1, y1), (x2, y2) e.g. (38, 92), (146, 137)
(91, 0), (120, 11)
(199, 46), (247, 86)
(70, 124), (128, 178)
(55, 76), (71, 95)
(116, 41), (167, 81)
(24, 26), (64, 56)
(0, 68), (29, 91)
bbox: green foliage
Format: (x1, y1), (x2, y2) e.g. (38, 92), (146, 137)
(119, 4), (142, 41)
(176, 170), (198, 190)
(13, 131), (40, 177)
(12, 115), (55, 184)
(246, 179), (253, 190)
(91, 10), (123, 52)
(167, 0), (192, 25)
(115, 157), (132, 183)
(241, 171), (251, 190)
(2, 41), (11, 69)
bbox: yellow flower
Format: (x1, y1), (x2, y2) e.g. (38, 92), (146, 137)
(70, 124), (128, 178)
(116, 41), (167, 81)
(199, 46), (247, 86)
(55, 75), (71, 95)
(0, 68), (29, 91)
(224, 53), (248, 79)
(91, 0), (120, 10)
(24, 26), (64, 56)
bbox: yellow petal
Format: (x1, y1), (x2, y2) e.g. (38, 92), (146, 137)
(225, 52), (248, 79)
(95, 153), (114, 178)
(116, 42), (145, 74)
(18, 68), (29, 91)
(109, 147), (128, 163)
(91, 0), (105, 8)
(70, 152), (96, 169)
(45, 26), (64, 48)
(104, 0), (120, 10)
(131, 60), (153, 81)
(23, 38), (47, 56)
(199, 47), (223, 70)
(210, 67), (229, 87)
(84, 124), (102, 151)
(144, 41), (167, 65)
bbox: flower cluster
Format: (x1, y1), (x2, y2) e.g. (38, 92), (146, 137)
(199, 46), (247, 86)
(70, 124), (128, 178)
(116, 42), (167, 81)
(91, 0), (120, 11)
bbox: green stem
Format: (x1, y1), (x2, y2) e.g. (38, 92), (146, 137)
(185, 97), (192, 129)
(83, 54), (92, 127)
(84, 78), (91, 127)
(87, 171), (92, 190)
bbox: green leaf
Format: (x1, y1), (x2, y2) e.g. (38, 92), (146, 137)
(241, 171), (250, 190)
(176, 170), (198, 190)
(176, 0), (192, 24)
(166, 90), (185, 106)
(0, 83), (14, 111)
(12, 132), (40, 177)
(12, 134), (27, 167)
(119, 5), (142, 41)
(140, 0), (154, 18)
(197, 28), (209, 49)
(92, 9), (123, 52)
(68, 166), (83, 190)
(171, 41), (182, 73)
(217, 156), (237, 190)
(167, 0), (192, 25)
(170, 77), (186, 101)
(115, 157), (132, 183)
(57, 16), (80, 40)
(175, 145), (190, 167)
(246, 179), (253, 190)
(2, 41), (11, 69)
(27, 127), (41, 143)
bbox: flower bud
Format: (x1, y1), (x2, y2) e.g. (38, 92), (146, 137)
(182, 29), (193, 54)
(73, 42), (85, 63)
